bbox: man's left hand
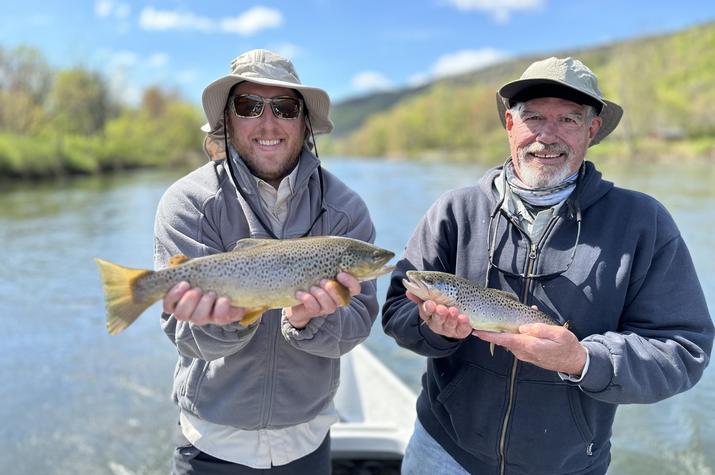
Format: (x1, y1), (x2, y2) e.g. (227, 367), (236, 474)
(474, 323), (587, 375)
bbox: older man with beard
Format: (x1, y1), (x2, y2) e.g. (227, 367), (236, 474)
(382, 57), (713, 475)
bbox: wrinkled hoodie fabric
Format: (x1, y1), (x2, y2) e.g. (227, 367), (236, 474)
(154, 146), (378, 430)
(382, 161), (713, 475)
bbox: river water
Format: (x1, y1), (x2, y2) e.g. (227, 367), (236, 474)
(1, 157), (713, 475)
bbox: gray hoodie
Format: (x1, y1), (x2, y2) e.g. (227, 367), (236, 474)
(154, 147), (378, 429)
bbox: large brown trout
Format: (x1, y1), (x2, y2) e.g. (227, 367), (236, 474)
(96, 236), (395, 335)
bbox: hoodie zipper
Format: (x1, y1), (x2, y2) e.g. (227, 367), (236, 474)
(497, 215), (560, 475)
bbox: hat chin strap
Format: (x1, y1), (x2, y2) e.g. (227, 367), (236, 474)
(304, 109), (320, 158)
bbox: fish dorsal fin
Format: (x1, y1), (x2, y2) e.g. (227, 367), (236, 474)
(168, 255), (191, 267)
(232, 238), (277, 252)
(491, 288), (520, 301)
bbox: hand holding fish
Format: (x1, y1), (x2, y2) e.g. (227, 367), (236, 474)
(163, 282), (248, 326)
(474, 323), (587, 375)
(406, 291), (473, 339)
(284, 272), (361, 329)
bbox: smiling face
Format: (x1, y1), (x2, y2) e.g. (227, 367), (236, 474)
(505, 96), (602, 188)
(227, 82), (307, 188)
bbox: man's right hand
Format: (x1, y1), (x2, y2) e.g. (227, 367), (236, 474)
(406, 291), (473, 339)
(163, 281), (247, 326)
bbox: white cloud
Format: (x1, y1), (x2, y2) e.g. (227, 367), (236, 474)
(403, 48), (508, 91)
(139, 7), (212, 32)
(146, 53), (169, 69)
(139, 6), (283, 36)
(431, 48), (507, 77)
(175, 70), (198, 86)
(220, 7), (283, 35)
(108, 50), (138, 69)
(407, 72), (431, 88)
(270, 43), (302, 60)
(445, 0), (543, 23)
(95, 0), (130, 20)
(351, 71), (393, 92)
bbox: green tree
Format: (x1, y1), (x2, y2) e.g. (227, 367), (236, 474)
(0, 45), (52, 134)
(46, 68), (114, 135)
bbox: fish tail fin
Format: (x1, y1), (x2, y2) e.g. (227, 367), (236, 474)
(94, 258), (156, 335)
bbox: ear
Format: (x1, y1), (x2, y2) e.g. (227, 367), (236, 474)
(587, 115), (603, 141)
(505, 109), (515, 132)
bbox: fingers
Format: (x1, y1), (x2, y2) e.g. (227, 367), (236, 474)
(335, 272), (361, 297)
(167, 283), (246, 326)
(419, 300), (472, 339)
(163, 281), (190, 313)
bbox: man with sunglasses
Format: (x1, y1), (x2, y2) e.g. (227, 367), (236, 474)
(153, 49), (380, 474)
(382, 57), (712, 475)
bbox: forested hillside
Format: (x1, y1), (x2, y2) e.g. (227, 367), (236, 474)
(324, 21), (715, 162)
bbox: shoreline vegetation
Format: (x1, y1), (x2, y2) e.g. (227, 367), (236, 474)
(2, 21), (715, 182)
(0, 44), (205, 182)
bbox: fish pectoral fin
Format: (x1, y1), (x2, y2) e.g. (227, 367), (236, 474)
(490, 342), (495, 357)
(238, 307), (268, 327)
(231, 238), (277, 252)
(168, 254), (191, 267)
(325, 279), (351, 307)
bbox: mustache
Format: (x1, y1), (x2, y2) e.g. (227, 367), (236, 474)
(522, 142), (570, 155)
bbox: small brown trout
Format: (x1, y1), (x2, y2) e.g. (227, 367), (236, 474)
(402, 270), (563, 353)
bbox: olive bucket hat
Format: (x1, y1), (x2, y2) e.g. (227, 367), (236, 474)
(496, 56), (623, 145)
(201, 49), (333, 135)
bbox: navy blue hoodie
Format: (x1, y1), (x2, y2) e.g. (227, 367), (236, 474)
(382, 161), (712, 475)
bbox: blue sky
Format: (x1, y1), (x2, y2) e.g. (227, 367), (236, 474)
(3, 1), (715, 106)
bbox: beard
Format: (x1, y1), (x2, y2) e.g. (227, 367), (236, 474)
(514, 142), (574, 189)
(240, 148), (301, 184)
(230, 126), (305, 186)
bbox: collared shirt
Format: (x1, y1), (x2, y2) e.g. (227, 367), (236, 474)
(179, 158), (338, 467)
(254, 164), (299, 236)
(496, 170), (590, 383)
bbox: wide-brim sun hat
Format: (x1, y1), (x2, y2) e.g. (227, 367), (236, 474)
(201, 49), (333, 135)
(495, 56), (623, 145)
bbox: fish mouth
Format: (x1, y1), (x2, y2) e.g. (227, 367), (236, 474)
(366, 250), (395, 278)
(402, 271), (432, 301)
(375, 249), (395, 266)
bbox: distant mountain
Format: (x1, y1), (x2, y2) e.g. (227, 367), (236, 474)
(324, 21), (715, 161)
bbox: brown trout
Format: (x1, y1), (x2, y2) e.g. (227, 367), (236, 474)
(96, 236), (395, 335)
(402, 270), (562, 353)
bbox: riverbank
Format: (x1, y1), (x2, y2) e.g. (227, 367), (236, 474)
(2, 135), (714, 183)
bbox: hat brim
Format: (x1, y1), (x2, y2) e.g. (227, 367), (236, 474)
(495, 78), (623, 146)
(201, 74), (334, 135)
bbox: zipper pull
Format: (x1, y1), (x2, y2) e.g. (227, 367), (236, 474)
(529, 243), (537, 260)
(586, 442), (594, 456)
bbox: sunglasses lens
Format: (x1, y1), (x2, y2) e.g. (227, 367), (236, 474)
(233, 95), (264, 118)
(271, 97), (302, 119)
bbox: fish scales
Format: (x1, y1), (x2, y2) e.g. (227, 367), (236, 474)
(96, 236), (395, 335)
(402, 270), (558, 332)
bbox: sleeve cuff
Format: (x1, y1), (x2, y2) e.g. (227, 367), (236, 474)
(558, 347), (590, 383)
(281, 307), (327, 341)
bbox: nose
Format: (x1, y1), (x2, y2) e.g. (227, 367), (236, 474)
(257, 100), (280, 125)
(535, 120), (559, 144)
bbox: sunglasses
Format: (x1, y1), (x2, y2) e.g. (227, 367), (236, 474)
(230, 93), (304, 120)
